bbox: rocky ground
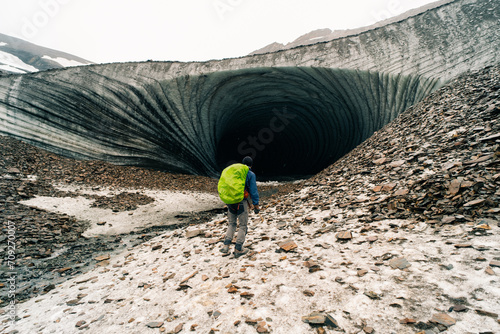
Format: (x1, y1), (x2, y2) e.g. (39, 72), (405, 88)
(0, 135), (299, 308)
(0, 64), (499, 334)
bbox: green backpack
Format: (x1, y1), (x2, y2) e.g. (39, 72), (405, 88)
(218, 163), (249, 204)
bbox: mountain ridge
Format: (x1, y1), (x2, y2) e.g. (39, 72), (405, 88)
(249, 0), (454, 55)
(0, 33), (93, 74)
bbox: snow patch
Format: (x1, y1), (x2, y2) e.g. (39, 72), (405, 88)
(42, 55), (88, 67)
(19, 184), (222, 236)
(0, 64), (27, 73)
(0, 42), (7, 47)
(0, 50), (38, 72)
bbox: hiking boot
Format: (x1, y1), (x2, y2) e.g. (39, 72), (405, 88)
(233, 248), (249, 258)
(220, 245), (230, 254)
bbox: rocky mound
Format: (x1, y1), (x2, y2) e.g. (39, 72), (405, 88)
(1, 65), (498, 333)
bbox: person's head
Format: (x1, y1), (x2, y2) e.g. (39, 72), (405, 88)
(242, 156), (253, 168)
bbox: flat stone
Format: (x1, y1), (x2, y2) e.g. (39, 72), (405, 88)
(463, 199), (486, 207)
(373, 157), (388, 165)
(395, 188), (409, 196)
(364, 291), (381, 299)
(448, 178), (462, 195)
(442, 216), (456, 224)
(490, 260), (500, 268)
(399, 318), (417, 324)
(382, 183), (397, 191)
(430, 313), (456, 327)
(389, 257), (411, 270)
(357, 269), (368, 277)
(389, 160), (405, 168)
(75, 320), (86, 327)
(173, 323), (183, 333)
(451, 305), (468, 312)
(278, 240), (298, 252)
(485, 267), (495, 275)
(336, 231), (352, 240)
(257, 325), (269, 333)
(6, 168), (21, 174)
(475, 309), (498, 318)
(240, 292), (254, 299)
(94, 255), (110, 261)
(454, 244), (472, 248)
(186, 229), (204, 238)
(301, 312), (339, 328)
(146, 321), (164, 328)
(303, 290), (315, 297)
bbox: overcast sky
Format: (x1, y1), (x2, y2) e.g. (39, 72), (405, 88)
(1, 0), (440, 64)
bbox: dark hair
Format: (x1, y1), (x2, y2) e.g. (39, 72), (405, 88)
(242, 156), (253, 167)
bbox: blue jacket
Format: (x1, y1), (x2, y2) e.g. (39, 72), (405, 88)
(245, 170), (259, 205)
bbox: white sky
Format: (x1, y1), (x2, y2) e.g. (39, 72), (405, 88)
(0, 0), (440, 64)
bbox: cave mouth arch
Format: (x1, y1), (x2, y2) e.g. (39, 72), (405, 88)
(0, 66), (443, 180)
(208, 67), (441, 179)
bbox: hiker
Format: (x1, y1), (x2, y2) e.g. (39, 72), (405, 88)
(219, 156), (260, 257)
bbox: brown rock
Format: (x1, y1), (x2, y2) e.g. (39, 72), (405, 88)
(257, 325), (269, 333)
(364, 291), (381, 299)
(454, 244), (472, 248)
(463, 199), (486, 207)
(399, 318), (417, 324)
(240, 292), (254, 299)
(303, 290), (315, 297)
(382, 183), (397, 191)
(336, 231), (352, 240)
(430, 313), (456, 327)
(180, 271), (198, 283)
(358, 269), (368, 277)
(302, 312), (339, 328)
(94, 255), (110, 261)
(490, 260), (500, 268)
(475, 309), (498, 318)
(75, 320), (86, 327)
(363, 327), (374, 334)
(395, 188), (409, 196)
(448, 178), (462, 195)
(174, 323), (183, 333)
(278, 240), (298, 252)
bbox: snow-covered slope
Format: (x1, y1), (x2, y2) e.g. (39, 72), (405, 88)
(0, 33), (92, 74)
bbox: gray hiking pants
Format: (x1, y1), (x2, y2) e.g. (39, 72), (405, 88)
(223, 200), (248, 251)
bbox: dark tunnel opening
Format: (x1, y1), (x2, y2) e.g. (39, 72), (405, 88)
(215, 103), (338, 180)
